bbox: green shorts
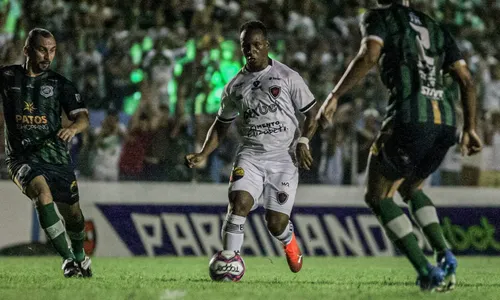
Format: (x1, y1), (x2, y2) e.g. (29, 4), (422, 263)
(371, 122), (458, 180)
(7, 159), (80, 205)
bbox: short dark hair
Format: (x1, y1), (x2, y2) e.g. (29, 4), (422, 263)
(24, 28), (54, 48)
(239, 21), (267, 39)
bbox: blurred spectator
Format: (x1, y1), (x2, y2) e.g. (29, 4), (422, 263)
(355, 108), (380, 185)
(91, 110), (126, 181)
(480, 109), (500, 186)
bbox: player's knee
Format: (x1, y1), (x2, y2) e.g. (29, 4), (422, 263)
(31, 190), (53, 207)
(265, 212), (289, 236)
(228, 191), (253, 216)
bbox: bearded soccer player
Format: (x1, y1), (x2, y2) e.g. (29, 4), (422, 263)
(186, 20), (319, 273)
(318, 0), (482, 291)
(0, 28), (92, 277)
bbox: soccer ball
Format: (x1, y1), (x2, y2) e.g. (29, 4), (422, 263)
(208, 250), (245, 282)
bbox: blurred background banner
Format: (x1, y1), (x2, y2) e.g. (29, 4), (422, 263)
(2, 182), (499, 257)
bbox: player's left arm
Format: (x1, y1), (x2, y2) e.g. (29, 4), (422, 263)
(289, 71), (318, 170)
(297, 103), (319, 170)
(58, 80), (89, 142)
(318, 10), (385, 127)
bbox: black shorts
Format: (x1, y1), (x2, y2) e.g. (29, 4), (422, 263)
(7, 159), (80, 205)
(371, 121), (458, 180)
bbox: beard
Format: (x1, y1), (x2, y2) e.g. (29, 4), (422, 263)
(38, 61), (51, 70)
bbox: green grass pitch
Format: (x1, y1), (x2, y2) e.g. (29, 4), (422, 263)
(0, 256), (498, 300)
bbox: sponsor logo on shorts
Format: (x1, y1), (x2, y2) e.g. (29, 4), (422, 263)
(230, 167), (245, 182)
(40, 85), (54, 98)
(277, 191), (289, 205)
(70, 180), (79, 197)
(14, 164), (31, 189)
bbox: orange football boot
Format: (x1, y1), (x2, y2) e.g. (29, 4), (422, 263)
(283, 232), (303, 273)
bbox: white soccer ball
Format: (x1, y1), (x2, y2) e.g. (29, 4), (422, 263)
(208, 250), (246, 282)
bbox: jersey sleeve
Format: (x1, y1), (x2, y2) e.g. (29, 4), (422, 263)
(60, 80), (87, 120)
(442, 27), (464, 72)
(216, 84), (238, 123)
(360, 10), (387, 46)
(289, 71), (316, 114)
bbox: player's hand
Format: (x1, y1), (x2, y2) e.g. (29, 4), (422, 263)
(185, 153), (208, 168)
(460, 130), (482, 156)
(296, 143), (313, 170)
(317, 93), (338, 129)
(58, 128), (78, 142)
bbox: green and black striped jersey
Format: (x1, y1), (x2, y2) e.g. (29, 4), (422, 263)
(0, 65), (87, 165)
(360, 4), (464, 127)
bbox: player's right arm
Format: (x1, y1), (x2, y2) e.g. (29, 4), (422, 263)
(317, 9), (385, 128)
(443, 28), (482, 156)
(185, 85), (237, 168)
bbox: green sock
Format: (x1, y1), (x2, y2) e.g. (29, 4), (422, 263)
(408, 190), (448, 252)
(373, 198), (429, 275)
(38, 202), (75, 260)
(66, 212), (86, 262)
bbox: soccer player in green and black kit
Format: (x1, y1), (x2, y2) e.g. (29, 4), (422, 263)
(318, 0), (482, 291)
(0, 28), (92, 277)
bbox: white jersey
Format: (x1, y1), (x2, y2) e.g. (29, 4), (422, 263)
(217, 59), (316, 162)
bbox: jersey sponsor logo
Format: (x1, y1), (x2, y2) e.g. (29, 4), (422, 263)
(40, 85), (54, 98)
(23, 101), (36, 113)
(3, 70), (14, 76)
(421, 86), (444, 99)
(252, 80), (261, 90)
(269, 86), (281, 99)
(281, 182), (289, 187)
(269, 77), (281, 81)
(230, 167), (245, 182)
(277, 191), (288, 204)
(243, 103), (278, 120)
(247, 121), (287, 137)
(18, 102), (49, 129)
(16, 115), (48, 124)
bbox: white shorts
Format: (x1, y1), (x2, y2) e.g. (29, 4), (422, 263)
(228, 156), (298, 216)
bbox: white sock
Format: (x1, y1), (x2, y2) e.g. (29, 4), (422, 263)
(221, 214), (246, 252)
(272, 221), (294, 245)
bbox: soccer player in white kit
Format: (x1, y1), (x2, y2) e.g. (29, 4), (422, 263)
(185, 21), (319, 273)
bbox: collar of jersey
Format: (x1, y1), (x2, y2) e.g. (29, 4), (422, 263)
(243, 59), (273, 75)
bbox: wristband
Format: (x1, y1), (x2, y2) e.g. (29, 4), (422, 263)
(297, 137), (310, 150)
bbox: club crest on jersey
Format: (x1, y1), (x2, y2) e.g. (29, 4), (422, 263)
(40, 85), (54, 98)
(277, 191), (289, 205)
(75, 94), (82, 103)
(269, 86), (281, 99)
(230, 167), (245, 182)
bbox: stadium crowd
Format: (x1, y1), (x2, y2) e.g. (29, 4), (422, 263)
(0, 0), (499, 186)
